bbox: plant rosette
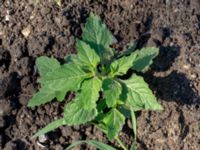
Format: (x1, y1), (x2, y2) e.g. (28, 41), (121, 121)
(28, 13), (163, 150)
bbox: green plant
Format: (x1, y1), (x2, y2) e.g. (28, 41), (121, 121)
(66, 140), (116, 150)
(28, 13), (163, 150)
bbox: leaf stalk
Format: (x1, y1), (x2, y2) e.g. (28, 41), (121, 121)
(115, 136), (127, 150)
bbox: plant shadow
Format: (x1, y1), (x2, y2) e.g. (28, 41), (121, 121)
(144, 70), (200, 105)
(138, 37), (199, 105)
(134, 15), (199, 105)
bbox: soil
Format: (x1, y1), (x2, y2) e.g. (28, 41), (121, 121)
(0, 0), (200, 150)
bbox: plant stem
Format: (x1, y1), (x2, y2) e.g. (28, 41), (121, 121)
(115, 136), (127, 150)
(94, 124), (127, 150)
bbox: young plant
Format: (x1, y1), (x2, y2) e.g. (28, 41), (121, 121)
(28, 13), (163, 150)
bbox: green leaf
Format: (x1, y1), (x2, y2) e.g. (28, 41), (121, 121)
(75, 39), (100, 70)
(82, 13), (114, 61)
(102, 108), (125, 140)
(95, 122), (109, 134)
(102, 79), (122, 107)
(36, 56), (60, 77)
(28, 87), (55, 107)
(55, 90), (67, 102)
(32, 118), (65, 138)
(117, 105), (131, 118)
(110, 53), (137, 76)
(130, 108), (137, 141)
(78, 77), (102, 109)
(29, 63), (91, 106)
(132, 47), (159, 72)
(64, 54), (76, 63)
(130, 142), (137, 150)
(64, 100), (97, 125)
(40, 63), (91, 91)
(66, 140), (116, 150)
(121, 74), (163, 111)
(97, 99), (107, 112)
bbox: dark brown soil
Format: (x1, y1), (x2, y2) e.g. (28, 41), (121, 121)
(0, 0), (200, 150)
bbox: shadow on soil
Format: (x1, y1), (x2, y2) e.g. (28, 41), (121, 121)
(134, 13), (200, 105)
(139, 34), (199, 105)
(145, 70), (200, 105)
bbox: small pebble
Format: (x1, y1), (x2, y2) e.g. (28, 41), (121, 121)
(21, 26), (31, 38)
(30, 12), (35, 20)
(19, 95), (29, 105)
(190, 74), (197, 79)
(170, 42), (174, 46)
(112, 36), (118, 44)
(5, 15), (10, 21)
(38, 134), (48, 143)
(37, 134), (49, 148)
(61, 126), (73, 137)
(183, 64), (190, 70)
(59, 137), (65, 143)
(55, 0), (61, 6)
